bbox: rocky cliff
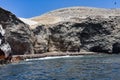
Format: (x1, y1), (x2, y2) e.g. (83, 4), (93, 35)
(31, 7), (120, 54)
(0, 7), (35, 61)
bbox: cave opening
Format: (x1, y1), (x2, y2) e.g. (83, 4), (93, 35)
(112, 42), (120, 54)
(90, 46), (109, 53)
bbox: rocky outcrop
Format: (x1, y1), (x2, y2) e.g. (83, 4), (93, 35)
(33, 16), (120, 54)
(0, 7), (35, 55)
(31, 7), (120, 54)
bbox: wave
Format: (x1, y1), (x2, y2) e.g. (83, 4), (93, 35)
(25, 55), (84, 61)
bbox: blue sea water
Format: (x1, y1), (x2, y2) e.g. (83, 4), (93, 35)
(0, 54), (120, 80)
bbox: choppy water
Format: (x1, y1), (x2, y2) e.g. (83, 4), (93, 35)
(0, 54), (120, 80)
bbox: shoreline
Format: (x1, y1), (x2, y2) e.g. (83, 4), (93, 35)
(12, 52), (99, 62)
(2, 51), (117, 64)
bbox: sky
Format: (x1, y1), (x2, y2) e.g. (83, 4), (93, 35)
(0, 0), (119, 18)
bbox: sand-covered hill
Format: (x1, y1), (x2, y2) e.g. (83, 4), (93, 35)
(30, 7), (120, 26)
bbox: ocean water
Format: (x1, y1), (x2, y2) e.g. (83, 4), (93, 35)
(0, 54), (120, 80)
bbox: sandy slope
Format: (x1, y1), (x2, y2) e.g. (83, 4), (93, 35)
(30, 7), (120, 25)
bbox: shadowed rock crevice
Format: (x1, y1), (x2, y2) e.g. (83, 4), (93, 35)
(89, 46), (111, 53)
(112, 42), (120, 54)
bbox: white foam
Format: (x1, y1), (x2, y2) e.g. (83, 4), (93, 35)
(25, 55), (84, 61)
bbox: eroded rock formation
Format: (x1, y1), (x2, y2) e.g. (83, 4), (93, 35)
(31, 7), (120, 54)
(0, 7), (35, 56)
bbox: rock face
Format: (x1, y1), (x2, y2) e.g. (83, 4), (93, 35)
(33, 25), (49, 53)
(0, 7), (35, 55)
(79, 17), (120, 53)
(32, 7), (120, 54)
(48, 22), (81, 52)
(33, 17), (120, 54)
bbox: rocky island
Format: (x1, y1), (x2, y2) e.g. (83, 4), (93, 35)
(1, 7), (120, 63)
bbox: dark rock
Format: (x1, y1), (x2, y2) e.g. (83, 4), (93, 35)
(112, 42), (120, 54)
(0, 7), (35, 55)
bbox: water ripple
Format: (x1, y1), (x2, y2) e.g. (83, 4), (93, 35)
(0, 54), (120, 80)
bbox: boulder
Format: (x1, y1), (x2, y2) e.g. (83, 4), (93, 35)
(11, 56), (24, 63)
